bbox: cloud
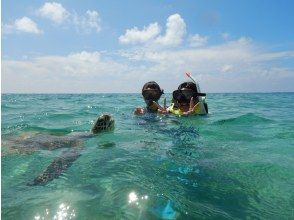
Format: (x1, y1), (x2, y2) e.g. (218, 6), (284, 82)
(72, 10), (102, 33)
(37, 2), (101, 33)
(189, 34), (208, 47)
(2, 51), (136, 93)
(221, 32), (230, 40)
(3, 38), (294, 93)
(2, 17), (42, 34)
(119, 13), (186, 47)
(68, 51), (101, 62)
(3, 3), (101, 36)
(155, 14), (186, 46)
(119, 23), (160, 44)
(114, 37), (294, 91)
(38, 2), (70, 24)
(221, 64), (233, 72)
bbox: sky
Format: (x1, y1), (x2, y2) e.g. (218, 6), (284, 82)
(2, 0), (294, 93)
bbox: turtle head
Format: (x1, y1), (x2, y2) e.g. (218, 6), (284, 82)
(91, 114), (114, 134)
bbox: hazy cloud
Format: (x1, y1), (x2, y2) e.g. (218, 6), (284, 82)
(221, 32), (230, 40)
(3, 38), (294, 93)
(37, 2), (101, 33)
(189, 34), (208, 47)
(68, 51), (101, 62)
(221, 64), (233, 72)
(72, 10), (101, 33)
(2, 51), (135, 93)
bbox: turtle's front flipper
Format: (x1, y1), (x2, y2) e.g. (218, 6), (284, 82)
(28, 149), (81, 186)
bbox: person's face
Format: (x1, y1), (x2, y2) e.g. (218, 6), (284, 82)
(142, 88), (161, 105)
(173, 88), (196, 105)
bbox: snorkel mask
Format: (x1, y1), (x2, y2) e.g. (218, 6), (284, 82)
(142, 81), (164, 106)
(142, 89), (163, 102)
(172, 90), (206, 103)
(173, 81), (206, 104)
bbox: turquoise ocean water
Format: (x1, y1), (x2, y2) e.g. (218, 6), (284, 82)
(1, 93), (294, 219)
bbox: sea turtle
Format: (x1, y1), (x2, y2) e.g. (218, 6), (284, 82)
(2, 114), (114, 186)
(29, 114), (114, 186)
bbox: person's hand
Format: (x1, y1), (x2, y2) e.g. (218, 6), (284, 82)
(134, 107), (145, 115)
(152, 101), (169, 114)
(183, 97), (199, 116)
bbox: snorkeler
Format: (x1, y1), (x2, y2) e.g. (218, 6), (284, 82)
(134, 81), (166, 115)
(168, 81), (208, 116)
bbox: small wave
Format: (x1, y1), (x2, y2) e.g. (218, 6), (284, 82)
(2, 105), (21, 110)
(23, 126), (73, 135)
(1, 123), (29, 134)
(213, 113), (273, 126)
(46, 113), (75, 120)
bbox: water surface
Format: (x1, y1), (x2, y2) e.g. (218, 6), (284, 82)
(2, 93), (294, 219)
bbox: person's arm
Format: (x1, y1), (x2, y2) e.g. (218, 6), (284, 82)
(152, 101), (170, 114)
(182, 97), (200, 116)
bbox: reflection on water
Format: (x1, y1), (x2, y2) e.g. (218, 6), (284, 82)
(128, 191), (149, 205)
(34, 203), (75, 220)
(128, 191), (139, 204)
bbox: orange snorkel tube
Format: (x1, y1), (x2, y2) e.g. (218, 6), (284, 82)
(185, 72), (197, 83)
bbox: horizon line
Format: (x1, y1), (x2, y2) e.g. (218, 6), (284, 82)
(2, 91), (294, 95)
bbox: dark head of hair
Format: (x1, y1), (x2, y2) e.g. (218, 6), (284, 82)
(142, 81), (162, 92)
(178, 82), (198, 92)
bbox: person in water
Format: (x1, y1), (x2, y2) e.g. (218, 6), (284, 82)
(134, 81), (166, 115)
(167, 82), (208, 116)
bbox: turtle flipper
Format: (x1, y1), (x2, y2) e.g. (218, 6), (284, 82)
(28, 149), (81, 186)
(27, 114), (115, 186)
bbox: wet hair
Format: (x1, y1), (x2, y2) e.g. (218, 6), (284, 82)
(142, 81), (162, 93)
(178, 82), (198, 92)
